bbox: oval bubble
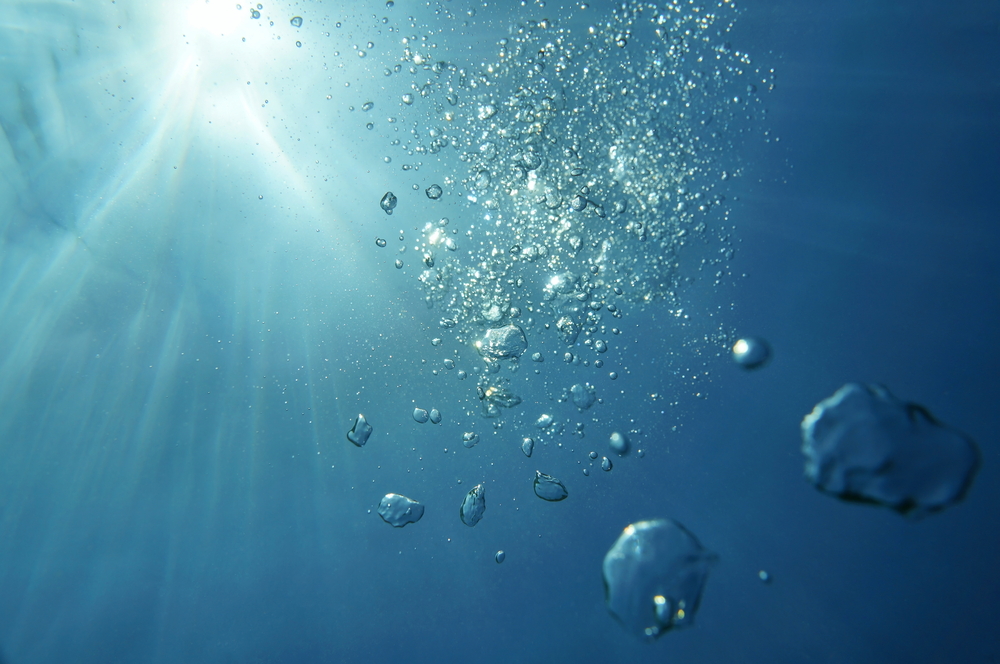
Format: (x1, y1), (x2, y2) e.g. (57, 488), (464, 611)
(732, 337), (771, 369)
(460, 484), (486, 526)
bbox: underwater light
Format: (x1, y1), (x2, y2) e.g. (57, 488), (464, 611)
(184, 0), (244, 35)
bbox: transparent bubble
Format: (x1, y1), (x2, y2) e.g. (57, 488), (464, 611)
(495, 550), (506, 564)
(425, 184), (443, 200)
(603, 519), (716, 641)
(477, 325), (527, 360)
(531, 352), (544, 362)
(601, 456), (613, 472)
(533, 471), (568, 501)
(362, 101), (374, 112)
(402, 93), (414, 105)
(801, 383), (980, 517)
(570, 383), (597, 411)
(347, 414), (372, 447)
(460, 484), (486, 526)
(375, 237), (387, 248)
(295, 41), (302, 48)
(379, 191), (397, 214)
(413, 408), (429, 424)
(732, 337), (771, 369)
(378, 493), (424, 527)
(290, 16), (303, 27)
(535, 414), (553, 429)
(521, 437), (535, 457)
(394, 259), (404, 269)
(429, 408), (442, 424)
(462, 432), (480, 448)
(609, 431), (630, 456)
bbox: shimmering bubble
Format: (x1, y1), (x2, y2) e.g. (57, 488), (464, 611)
(477, 325), (527, 360)
(801, 383), (980, 517)
(758, 570), (771, 584)
(589, 451), (598, 460)
(402, 93), (414, 105)
(495, 550), (506, 564)
(609, 431), (630, 456)
(378, 493), (424, 527)
(601, 456), (613, 472)
(347, 414), (372, 447)
(425, 184), (443, 200)
(603, 519), (716, 641)
(732, 337), (771, 369)
(379, 191), (397, 214)
(535, 414), (553, 429)
(429, 408), (442, 424)
(413, 408), (429, 423)
(457, 370), (468, 380)
(460, 484), (486, 526)
(533, 471), (568, 501)
(395, 259), (404, 269)
(375, 237), (387, 248)
(362, 101), (374, 111)
(462, 432), (480, 448)
(443, 359), (455, 370)
(594, 339), (608, 353)
(521, 437), (534, 457)
(290, 16), (303, 27)
(531, 352), (544, 362)
(251, 9), (260, 18)
(570, 383), (597, 411)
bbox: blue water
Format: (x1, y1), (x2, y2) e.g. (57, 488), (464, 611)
(1, 1), (998, 662)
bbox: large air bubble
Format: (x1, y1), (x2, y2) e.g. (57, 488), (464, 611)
(801, 383), (980, 517)
(603, 519), (716, 641)
(378, 494), (425, 528)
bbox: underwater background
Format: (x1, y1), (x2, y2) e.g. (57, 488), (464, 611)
(0, 0), (997, 662)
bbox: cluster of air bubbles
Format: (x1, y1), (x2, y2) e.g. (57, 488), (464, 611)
(376, 0), (762, 347)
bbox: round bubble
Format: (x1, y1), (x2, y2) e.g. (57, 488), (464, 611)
(495, 550), (506, 564)
(413, 408), (429, 424)
(609, 431), (630, 456)
(603, 519), (716, 641)
(732, 337), (771, 369)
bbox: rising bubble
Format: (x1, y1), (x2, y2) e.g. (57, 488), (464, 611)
(533, 470), (568, 501)
(603, 519), (716, 641)
(460, 484), (486, 526)
(378, 493), (424, 527)
(801, 383), (980, 517)
(380, 191), (397, 214)
(347, 414), (372, 447)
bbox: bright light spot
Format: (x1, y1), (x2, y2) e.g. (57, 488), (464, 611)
(185, 0), (243, 34)
(732, 339), (748, 355)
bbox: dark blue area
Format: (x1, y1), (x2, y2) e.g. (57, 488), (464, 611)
(0, 0), (998, 662)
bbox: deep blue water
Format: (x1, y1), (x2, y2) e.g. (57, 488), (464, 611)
(0, 1), (998, 662)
